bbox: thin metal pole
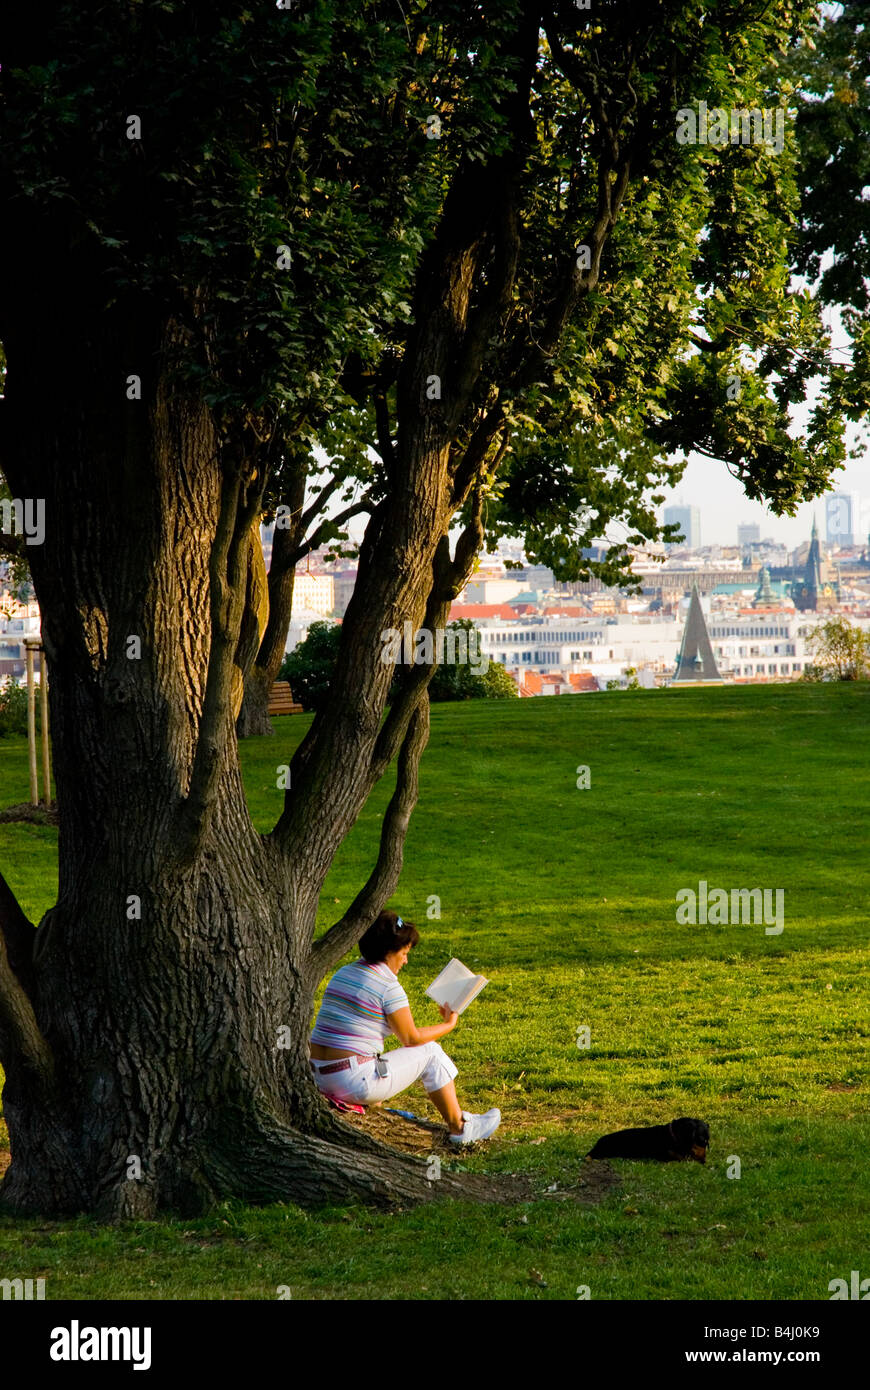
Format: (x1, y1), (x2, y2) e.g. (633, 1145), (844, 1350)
(25, 642), (38, 806)
(40, 650), (51, 806)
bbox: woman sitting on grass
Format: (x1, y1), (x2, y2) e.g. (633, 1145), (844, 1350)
(309, 910), (501, 1145)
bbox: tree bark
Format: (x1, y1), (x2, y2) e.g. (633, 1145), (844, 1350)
(236, 516), (301, 739)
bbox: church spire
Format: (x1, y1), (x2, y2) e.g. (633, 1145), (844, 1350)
(793, 515), (827, 611)
(671, 585), (724, 685)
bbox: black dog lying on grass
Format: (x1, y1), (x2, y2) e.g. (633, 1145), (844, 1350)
(586, 1117), (710, 1163)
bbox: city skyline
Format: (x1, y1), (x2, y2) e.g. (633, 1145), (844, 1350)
(658, 448), (869, 550)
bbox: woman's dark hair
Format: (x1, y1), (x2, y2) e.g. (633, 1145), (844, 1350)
(358, 910), (420, 964)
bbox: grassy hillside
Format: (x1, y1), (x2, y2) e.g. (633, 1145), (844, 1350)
(0, 683), (867, 1299)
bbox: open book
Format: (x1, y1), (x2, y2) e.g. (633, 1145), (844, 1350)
(425, 957), (489, 1016)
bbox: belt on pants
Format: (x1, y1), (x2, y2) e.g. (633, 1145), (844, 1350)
(310, 1054), (376, 1075)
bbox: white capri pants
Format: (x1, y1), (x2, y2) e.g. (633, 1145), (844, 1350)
(311, 1042), (458, 1106)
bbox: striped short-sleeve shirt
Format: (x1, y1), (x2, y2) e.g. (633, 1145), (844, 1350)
(310, 959), (409, 1054)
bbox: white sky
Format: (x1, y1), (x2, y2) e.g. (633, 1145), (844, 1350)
(658, 446), (870, 549)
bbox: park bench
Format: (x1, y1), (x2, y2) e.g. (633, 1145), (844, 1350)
(267, 681), (304, 716)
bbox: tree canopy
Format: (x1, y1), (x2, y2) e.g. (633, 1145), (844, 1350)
(5, 2), (869, 600)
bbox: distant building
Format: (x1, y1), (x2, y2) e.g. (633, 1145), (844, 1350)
(738, 523), (761, 548)
(462, 577), (526, 605)
(331, 570), (358, 616)
(708, 612), (815, 680)
(0, 588), (42, 681)
(825, 491), (862, 547)
(471, 612), (680, 682)
(515, 669), (601, 697)
(663, 504), (701, 549)
(450, 603), (519, 623)
(756, 541), (789, 568)
(292, 571), (334, 618)
(634, 563), (744, 596)
(516, 564), (556, 590)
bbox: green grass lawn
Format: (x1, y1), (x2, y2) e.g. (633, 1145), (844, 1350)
(1, 682), (868, 1299)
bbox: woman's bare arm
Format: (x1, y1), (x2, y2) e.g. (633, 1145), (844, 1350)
(385, 1003), (457, 1047)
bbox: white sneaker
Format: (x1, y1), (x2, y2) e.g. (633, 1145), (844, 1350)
(449, 1108), (501, 1145)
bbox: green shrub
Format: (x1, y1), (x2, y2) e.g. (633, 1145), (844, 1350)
(479, 658), (519, 700)
(278, 621), (342, 714)
(424, 620), (518, 701)
(0, 676), (33, 737)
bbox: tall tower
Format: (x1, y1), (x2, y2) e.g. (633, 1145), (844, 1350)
(664, 504), (701, 549)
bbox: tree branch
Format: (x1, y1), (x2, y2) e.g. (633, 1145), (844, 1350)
(0, 869), (54, 1093)
(515, 14), (651, 388)
(446, 488), (486, 595)
(366, 509), (484, 785)
(450, 403), (507, 506)
(299, 474), (342, 535)
(173, 448), (266, 863)
(307, 696), (430, 985)
(244, 459), (309, 686)
(288, 494), (373, 569)
(367, 536), (455, 780)
(689, 331), (731, 352)
(267, 20), (535, 885)
(0, 866), (38, 998)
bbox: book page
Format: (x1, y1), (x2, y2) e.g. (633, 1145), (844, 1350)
(452, 974), (488, 1013)
(425, 957), (488, 1015)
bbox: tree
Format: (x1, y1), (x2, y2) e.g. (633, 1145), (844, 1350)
(605, 667), (641, 691)
(790, 0), (870, 318)
(0, 1), (867, 1217)
(1, 353), (34, 598)
(1, 0), (458, 1217)
(802, 618), (869, 681)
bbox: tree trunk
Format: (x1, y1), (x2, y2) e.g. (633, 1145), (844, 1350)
(236, 492), (304, 740)
(236, 663), (275, 739)
(0, 304), (457, 1217)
